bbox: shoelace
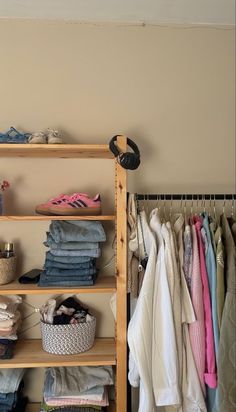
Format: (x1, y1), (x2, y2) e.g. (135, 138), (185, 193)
(69, 193), (90, 202)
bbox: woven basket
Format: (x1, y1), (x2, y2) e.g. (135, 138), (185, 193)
(40, 316), (96, 355)
(0, 256), (17, 285)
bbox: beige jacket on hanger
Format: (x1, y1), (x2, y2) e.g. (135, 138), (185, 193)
(128, 194), (145, 297)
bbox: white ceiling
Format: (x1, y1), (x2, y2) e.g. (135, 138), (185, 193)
(0, 0), (235, 26)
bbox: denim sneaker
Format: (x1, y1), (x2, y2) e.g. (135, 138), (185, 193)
(0, 127), (31, 144)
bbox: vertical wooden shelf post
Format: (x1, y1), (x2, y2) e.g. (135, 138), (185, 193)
(115, 135), (127, 412)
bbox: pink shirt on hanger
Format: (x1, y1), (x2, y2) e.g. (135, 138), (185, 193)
(189, 222), (206, 396)
(194, 216), (217, 389)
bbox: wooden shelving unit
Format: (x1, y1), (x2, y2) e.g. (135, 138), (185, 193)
(0, 338), (116, 368)
(0, 276), (116, 295)
(26, 401), (116, 412)
(0, 139), (127, 411)
(0, 143), (113, 158)
(0, 215), (115, 221)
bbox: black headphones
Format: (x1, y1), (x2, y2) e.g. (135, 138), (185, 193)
(109, 135), (141, 170)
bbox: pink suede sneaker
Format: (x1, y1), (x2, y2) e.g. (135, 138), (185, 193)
(50, 193), (101, 216)
(35, 194), (69, 215)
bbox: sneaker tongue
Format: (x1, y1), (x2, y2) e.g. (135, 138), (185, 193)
(49, 193), (67, 201)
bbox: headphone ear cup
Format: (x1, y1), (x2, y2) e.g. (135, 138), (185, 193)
(119, 152), (140, 170)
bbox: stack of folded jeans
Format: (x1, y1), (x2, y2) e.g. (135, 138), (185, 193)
(0, 369), (28, 412)
(39, 220), (106, 287)
(40, 366), (114, 412)
(0, 296), (22, 359)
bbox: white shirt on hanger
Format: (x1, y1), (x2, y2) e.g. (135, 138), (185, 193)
(150, 209), (181, 407)
(128, 210), (157, 412)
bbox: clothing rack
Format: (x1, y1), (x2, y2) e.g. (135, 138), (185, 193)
(136, 194), (236, 200)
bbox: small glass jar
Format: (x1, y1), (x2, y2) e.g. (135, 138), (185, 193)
(3, 243), (14, 258)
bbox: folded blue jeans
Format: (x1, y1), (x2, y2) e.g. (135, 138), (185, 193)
(0, 391), (17, 408)
(44, 260), (95, 270)
(45, 268), (96, 277)
(40, 406), (100, 412)
(46, 252), (91, 264)
(49, 248), (101, 258)
(45, 233), (99, 250)
(38, 279), (95, 287)
(49, 220), (106, 243)
(44, 366), (114, 397)
(0, 369), (25, 393)
(40, 277), (94, 284)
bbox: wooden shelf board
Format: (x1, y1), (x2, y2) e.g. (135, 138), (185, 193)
(0, 144), (113, 159)
(27, 401), (116, 412)
(0, 215), (115, 221)
(0, 276), (116, 295)
(0, 338), (116, 368)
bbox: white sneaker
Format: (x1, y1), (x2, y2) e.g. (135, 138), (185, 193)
(46, 128), (63, 144)
(28, 131), (47, 144)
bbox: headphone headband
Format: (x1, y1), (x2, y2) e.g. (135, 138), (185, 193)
(109, 135), (140, 170)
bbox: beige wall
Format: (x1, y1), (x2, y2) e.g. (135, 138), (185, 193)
(0, 20), (235, 403)
(0, 20), (235, 194)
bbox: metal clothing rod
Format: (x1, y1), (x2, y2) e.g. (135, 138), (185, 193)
(136, 194), (236, 200)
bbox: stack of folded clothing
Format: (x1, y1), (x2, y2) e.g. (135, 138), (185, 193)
(0, 295), (22, 359)
(40, 366), (114, 412)
(39, 220), (106, 287)
(40, 297), (92, 325)
(0, 369), (28, 412)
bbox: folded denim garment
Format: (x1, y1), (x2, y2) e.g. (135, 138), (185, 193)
(0, 368), (25, 393)
(40, 275), (94, 283)
(38, 272), (97, 287)
(40, 406), (102, 412)
(45, 233), (99, 250)
(39, 280), (95, 287)
(49, 221), (106, 243)
(0, 388), (27, 412)
(46, 252), (91, 264)
(0, 341), (15, 359)
(0, 393), (17, 409)
(49, 249), (101, 258)
(44, 366), (114, 397)
(44, 260), (95, 270)
(45, 268), (97, 277)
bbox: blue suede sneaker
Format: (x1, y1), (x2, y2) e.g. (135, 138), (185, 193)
(0, 127), (31, 144)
